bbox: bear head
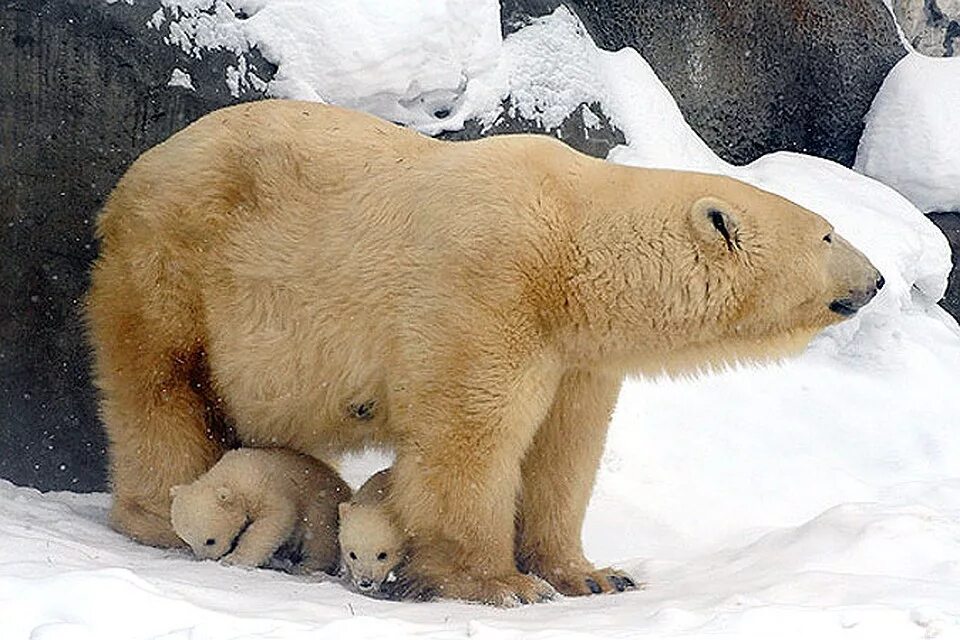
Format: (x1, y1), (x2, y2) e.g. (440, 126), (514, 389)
(566, 171), (884, 372)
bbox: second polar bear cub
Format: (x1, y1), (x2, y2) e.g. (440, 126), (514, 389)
(170, 448), (351, 574)
(339, 468), (406, 594)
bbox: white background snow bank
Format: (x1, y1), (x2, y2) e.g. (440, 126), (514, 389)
(856, 53), (960, 212)
(10, 2), (959, 638)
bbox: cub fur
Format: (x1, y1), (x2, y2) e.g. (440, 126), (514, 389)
(170, 447), (351, 574)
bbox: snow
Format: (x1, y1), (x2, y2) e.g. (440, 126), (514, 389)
(4, 479), (960, 639)
(166, 68), (195, 90)
(11, 2), (959, 638)
(151, 0), (504, 127)
(856, 53), (960, 212)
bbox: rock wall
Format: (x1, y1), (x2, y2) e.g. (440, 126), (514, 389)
(502, 0), (906, 166)
(0, 0), (268, 490)
(929, 214), (960, 317)
(892, 0), (960, 55)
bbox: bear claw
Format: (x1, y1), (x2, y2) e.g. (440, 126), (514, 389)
(531, 563), (641, 597)
(609, 575), (630, 592)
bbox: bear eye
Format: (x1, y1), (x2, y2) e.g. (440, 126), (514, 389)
(377, 552), (388, 561)
(823, 233), (833, 243)
(205, 538), (216, 546)
(349, 551), (357, 560)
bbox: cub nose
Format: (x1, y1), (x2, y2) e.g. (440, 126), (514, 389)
(357, 578), (375, 592)
(876, 274), (885, 290)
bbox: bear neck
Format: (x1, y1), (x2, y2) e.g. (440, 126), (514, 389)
(548, 167), (725, 373)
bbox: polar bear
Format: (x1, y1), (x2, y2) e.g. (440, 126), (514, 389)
(87, 100), (883, 606)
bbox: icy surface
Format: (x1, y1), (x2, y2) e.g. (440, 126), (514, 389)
(13, 2), (959, 638)
(856, 53), (960, 212)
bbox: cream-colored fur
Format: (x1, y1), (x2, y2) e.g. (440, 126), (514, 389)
(87, 100), (881, 605)
(170, 447), (351, 574)
(338, 468), (405, 595)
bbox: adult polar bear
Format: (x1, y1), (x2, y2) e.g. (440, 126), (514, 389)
(87, 100), (882, 606)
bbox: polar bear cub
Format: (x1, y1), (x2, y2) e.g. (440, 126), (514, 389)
(338, 468), (407, 594)
(170, 448), (351, 574)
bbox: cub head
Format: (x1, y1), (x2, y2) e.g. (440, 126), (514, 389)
(169, 482), (248, 561)
(337, 502), (405, 594)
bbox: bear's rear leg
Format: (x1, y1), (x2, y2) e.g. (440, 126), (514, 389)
(103, 372), (226, 548)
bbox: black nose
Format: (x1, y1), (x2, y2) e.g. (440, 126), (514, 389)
(358, 579), (374, 591)
(830, 278), (881, 317)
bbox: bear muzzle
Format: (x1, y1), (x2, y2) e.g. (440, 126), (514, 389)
(829, 273), (885, 317)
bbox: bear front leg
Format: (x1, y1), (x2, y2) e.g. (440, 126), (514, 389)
(517, 368), (638, 596)
(222, 503), (298, 568)
(388, 377), (558, 606)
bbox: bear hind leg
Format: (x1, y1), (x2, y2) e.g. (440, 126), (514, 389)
(98, 334), (228, 548)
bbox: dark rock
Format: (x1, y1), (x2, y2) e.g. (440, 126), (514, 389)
(892, 0), (960, 56)
(502, 0), (906, 167)
(928, 213), (960, 318)
(0, 0), (267, 491)
(439, 100), (626, 161)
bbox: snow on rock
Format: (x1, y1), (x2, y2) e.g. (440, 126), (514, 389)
(166, 67), (195, 90)
(152, 0), (504, 131)
(494, 7), (723, 173)
(856, 53), (960, 212)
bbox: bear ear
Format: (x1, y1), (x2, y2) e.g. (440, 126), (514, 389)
(338, 502), (351, 518)
(169, 485), (182, 498)
(216, 486), (233, 504)
(689, 197), (742, 253)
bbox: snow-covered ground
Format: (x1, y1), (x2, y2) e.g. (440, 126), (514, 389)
(4, 3), (959, 638)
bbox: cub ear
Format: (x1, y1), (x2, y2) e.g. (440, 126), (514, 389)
(689, 197), (741, 252)
(338, 502), (351, 518)
(169, 485), (183, 498)
(216, 486), (233, 504)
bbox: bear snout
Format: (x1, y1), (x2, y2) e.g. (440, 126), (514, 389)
(829, 271), (884, 317)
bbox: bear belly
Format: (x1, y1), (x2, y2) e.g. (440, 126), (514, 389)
(227, 381), (392, 456)
(207, 324), (393, 457)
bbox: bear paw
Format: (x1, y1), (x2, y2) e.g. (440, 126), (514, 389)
(536, 564), (641, 597)
(387, 568), (556, 607)
(464, 573), (557, 607)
